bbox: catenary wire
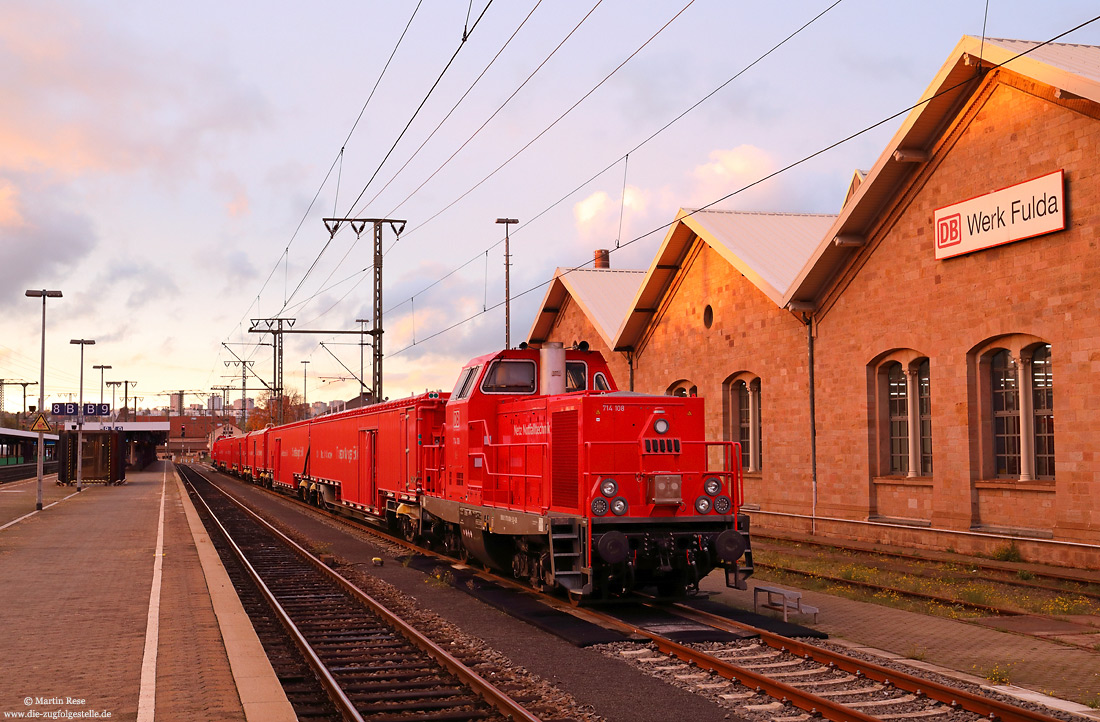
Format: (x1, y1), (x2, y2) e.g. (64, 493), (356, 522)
(381, 0), (843, 315)
(385, 14), (1100, 358)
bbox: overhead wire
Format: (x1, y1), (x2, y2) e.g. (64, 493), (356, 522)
(278, 0), (495, 316)
(381, 0), (844, 315)
(385, 13), (1100, 358)
(387, 0), (697, 246)
(220, 1), (425, 363)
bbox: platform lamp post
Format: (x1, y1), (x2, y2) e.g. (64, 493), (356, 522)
(71, 339), (95, 493)
(495, 218), (518, 349)
(93, 364), (111, 418)
(25, 289), (62, 510)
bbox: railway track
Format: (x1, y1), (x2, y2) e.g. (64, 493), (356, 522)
(753, 533), (1100, 594)
(178, 464), (541, 722)
(199, 465), (1074, 722)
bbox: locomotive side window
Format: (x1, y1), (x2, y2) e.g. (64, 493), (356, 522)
(593, 373), (610, 391)
(481, 360), (536, 394)
(451, 366), (480, 400)
(565, 361), (587, 392)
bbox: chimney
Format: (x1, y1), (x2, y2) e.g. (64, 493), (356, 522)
(594, 249), (610, 269)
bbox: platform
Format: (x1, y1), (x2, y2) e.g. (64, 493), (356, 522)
(0, 461), (293, 722)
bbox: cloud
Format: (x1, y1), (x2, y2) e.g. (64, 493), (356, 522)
(689, 145), (776, 205)
(572, 185), (649, 246)
(0, 172), (96, 308)
(0, 1), (269, 178)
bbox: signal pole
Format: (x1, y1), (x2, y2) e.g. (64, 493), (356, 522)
(320, 217), (404, 404)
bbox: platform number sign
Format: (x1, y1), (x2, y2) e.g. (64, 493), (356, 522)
(84, 403), (110, 416)
(52, 402), (78, 416)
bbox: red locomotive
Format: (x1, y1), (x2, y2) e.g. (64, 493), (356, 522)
(212, 343), (753, 600)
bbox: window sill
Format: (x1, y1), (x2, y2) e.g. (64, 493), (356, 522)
(970, 523), (1054, 539)
(872, 475), (933, 487)
(975, 479), (1055, 492)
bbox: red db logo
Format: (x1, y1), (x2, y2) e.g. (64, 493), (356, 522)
(937, 213), (961, 248)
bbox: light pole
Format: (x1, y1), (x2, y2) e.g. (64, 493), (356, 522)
(495, 218), (518, 349)
(93, 364), (111, 418)
(71, 339), (95, 492)
(25, 289), (62, 510)
(301, 360), (310, 418)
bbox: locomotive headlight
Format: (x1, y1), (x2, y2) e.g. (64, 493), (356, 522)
(703, 476), (722, 496)
(599, 478), (618, 497)
(713, 495), (732, 514)
(695, 496), (712, 514)
(610, 497), (629, 516)
(653, 418), (670, 435)
(591, 497), (609, 516)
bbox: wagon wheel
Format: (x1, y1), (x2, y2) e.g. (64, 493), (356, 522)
(567, 590), (584, 607)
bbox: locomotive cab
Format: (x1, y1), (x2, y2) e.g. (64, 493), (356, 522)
(418, 342), (753, 600)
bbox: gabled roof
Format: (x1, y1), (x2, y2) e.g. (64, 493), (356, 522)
(613, 209), (837, 350)
(526, 267), (646, 349)
(784, 35), (1100, 310)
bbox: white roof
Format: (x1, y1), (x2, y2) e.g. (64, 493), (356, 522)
(527, 267), (646, 349)
(683, 209), (838, 303)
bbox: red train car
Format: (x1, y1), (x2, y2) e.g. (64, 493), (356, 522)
(210, 343), (753, 600)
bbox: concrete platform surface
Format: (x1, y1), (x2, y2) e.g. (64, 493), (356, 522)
(0, 461), (291, 722)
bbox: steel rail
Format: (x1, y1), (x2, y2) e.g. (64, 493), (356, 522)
(181, 466), (365, 722)
(186, 464), (541, 722)
(664, 601), (1066, 722)
(203, 466), (1062, 722)
(753, 532), (1100, 587)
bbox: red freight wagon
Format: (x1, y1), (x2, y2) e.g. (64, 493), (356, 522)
(242, 429), (267, 482)
(266, 418), (310, 492)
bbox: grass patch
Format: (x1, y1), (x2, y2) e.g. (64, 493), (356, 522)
(990, 542), (1024, 563)
(975, 662), (1015, 684)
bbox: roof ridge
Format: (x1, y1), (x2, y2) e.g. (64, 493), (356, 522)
(684, 208), (837, 218)
(983, 36), (1100, 50)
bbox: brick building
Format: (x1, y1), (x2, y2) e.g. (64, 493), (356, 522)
(528, 37), (1100, 566)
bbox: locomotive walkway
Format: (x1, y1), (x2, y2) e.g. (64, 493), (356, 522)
(0, 461), (294, 722)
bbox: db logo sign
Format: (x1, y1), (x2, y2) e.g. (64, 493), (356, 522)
(936, 213), (961, 248)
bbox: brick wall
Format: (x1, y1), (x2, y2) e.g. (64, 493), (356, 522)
(813, 70), (1100, 559)
(630, 241), (814, 514)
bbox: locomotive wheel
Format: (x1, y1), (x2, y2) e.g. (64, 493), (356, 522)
(401, 517), (419, 543)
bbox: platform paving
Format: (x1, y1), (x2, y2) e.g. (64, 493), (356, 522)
(699, 575), (1100, 715)
(0, 461), (289, 722)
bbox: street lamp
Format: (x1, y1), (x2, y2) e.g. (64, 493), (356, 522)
(93, 365), (111, 408)
(495, 218), (518, 349)
(25, 289), (62, 510)
(70, 339), (95, 492)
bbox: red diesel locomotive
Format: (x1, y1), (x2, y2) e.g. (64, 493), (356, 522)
(212, 343), (753, 600)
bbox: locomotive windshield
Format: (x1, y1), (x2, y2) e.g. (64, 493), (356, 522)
(565, 362), (587, 392)
(480, 359), (536, 394)
(451, 365), (480, 399)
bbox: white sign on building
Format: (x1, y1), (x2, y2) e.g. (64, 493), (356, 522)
(934, 170), (1065, 260)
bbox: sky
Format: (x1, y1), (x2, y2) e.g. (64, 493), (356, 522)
(3, 0), (1099, 415)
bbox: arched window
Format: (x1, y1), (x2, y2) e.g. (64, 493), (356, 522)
(887, 363), (908, 474)
(991, 350), (1020, 477)
(1032, 344), (1054, 479)
(918, 360), (932, 475)
(724, 375), (762, 473)
(872, 352), (932, 478)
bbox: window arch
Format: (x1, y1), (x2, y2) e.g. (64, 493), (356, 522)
(666, 380), (697, 397)
(723, 373), (762, 473)
(871, 350), (932, 478)
(971, 335), (1054, 481)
